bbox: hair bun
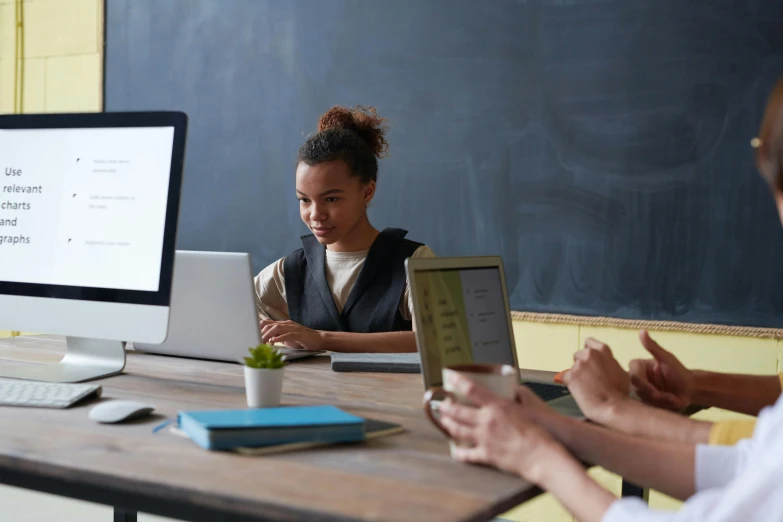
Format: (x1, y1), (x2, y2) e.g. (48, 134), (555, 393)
(317, 105), (389, 159)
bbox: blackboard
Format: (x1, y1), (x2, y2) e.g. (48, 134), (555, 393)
(105, 0), (783, 328)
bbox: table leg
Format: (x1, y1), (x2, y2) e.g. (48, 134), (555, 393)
(621, 480), (649, 502)
(114, 508), (137, 522)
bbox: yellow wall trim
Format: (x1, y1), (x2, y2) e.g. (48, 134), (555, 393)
(511, 311), (783, 339)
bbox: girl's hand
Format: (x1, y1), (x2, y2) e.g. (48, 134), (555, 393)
(260, 320), (324, 351)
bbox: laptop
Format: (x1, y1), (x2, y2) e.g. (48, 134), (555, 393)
(405, 255), (583, 418)
(133, 250), (321, 363)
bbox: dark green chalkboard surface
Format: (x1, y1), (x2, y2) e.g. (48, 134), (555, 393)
(105, 0), (783, 328)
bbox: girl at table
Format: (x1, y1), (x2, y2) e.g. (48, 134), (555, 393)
(254, 106), (434, 353)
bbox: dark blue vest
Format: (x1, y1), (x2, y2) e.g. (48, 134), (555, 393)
(283, 228), (423, 333)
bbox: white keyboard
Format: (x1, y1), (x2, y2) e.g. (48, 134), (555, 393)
(0, 379), (102, 408)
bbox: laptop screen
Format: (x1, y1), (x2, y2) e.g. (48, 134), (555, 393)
(411, 265), (516, 387)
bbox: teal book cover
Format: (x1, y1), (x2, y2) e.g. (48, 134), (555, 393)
(177, 405), (366, 451)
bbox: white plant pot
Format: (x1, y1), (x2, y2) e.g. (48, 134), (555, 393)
(244, 366), (284, 408)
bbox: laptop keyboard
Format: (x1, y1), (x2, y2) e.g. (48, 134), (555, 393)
(523, 381), (571, 402)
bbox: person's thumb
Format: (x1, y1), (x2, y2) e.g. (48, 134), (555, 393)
(639, 330), (671, 363)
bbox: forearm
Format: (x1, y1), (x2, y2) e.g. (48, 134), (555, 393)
(537, 412), (696, 501)
(690, 371), (781, 416)
(319, 330), (417, 353)
(535, 449), (616, 522)
(601, 398), (712, 444)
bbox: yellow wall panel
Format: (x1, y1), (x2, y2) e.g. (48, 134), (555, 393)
(501, 492), (573, 522)
(514, 321), (578, 371)
(0, 59), (12, 113)
(0, 58), (44, 114)
(690, 407), (756, 423)
(0, 2), (14, 62)
(23, 0), (99, 58)
(578, 326), (778, 375)
(45, 54), (101, 112)
(649, 491), (683, 511)
(21, 57), (44, 112)
(778, 339), (783, 373)
(641, 329), (778, 375)
(20, 57), (45, 113)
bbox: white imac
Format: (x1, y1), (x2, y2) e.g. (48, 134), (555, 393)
(0, 111), (187, 383)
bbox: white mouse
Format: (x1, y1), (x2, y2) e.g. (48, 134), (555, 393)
(89, 400), (156, 424)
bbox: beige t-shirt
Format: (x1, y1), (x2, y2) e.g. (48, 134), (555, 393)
(254, 244), (435, 324)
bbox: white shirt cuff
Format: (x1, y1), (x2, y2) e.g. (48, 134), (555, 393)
(695, 443), (739, 491)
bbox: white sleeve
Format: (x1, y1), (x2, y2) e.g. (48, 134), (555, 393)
(694, 444), (742, 491)
(603, 461), (781, 522)
(693, 424), (757, 491)
(603, 397), (783, 522)
(254, 258), (290, 322)
(603, 452), (781, 522)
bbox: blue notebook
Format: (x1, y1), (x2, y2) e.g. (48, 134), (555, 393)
(177, 405), (366, 451)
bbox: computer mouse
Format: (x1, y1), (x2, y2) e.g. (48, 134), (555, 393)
(88, 400), (156, 424)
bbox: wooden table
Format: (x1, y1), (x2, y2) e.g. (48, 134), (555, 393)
(0, 336), (545, 522)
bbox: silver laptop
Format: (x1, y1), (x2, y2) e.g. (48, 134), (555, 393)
(133, 250), (320, 363)
(405, 255), (583, 418)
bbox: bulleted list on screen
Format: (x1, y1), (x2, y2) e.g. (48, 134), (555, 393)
(0, 126), (174, 291)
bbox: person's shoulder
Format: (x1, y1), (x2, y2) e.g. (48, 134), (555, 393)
(411, 244), (435, 258)
(257, 257), (286, 281)
(282, 240), (312, 265)
(383, 229), (430, 250)
(396, 237), (433, 259)
(283, 245), (306, 260)
(381, 228), (433, 258)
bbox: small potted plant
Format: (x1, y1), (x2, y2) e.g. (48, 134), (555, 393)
(242, 343), (286, 408)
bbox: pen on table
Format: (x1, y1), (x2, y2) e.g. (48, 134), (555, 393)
(152, 419), (172, 433)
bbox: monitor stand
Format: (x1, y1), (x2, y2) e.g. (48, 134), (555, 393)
(0, 337), (126, 383)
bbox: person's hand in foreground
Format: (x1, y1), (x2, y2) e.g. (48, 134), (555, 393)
(436, 374), (616, 522)
(560, 338), (631, 425)
(437, 375), (569, 482)
(561, 336), (714, 444)
(628, 330), (693, 411)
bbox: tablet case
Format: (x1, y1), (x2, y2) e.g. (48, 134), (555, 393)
(330, 352), (421, 373)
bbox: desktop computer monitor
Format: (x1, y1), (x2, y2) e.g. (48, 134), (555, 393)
(0, 111), (187, 383)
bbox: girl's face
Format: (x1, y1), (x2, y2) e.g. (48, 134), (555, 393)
(772, 190), (783, 229)
(755, 82), (783, 227)
(295, 160), (375, 248)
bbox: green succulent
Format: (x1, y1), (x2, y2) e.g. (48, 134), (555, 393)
(243, 343), (286, 369)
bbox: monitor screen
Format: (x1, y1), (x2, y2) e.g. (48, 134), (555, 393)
(0, 126), (174, 292)
(411, 265), (516, 387)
